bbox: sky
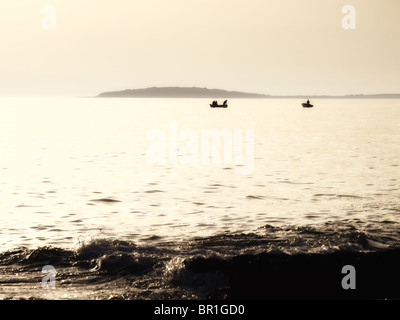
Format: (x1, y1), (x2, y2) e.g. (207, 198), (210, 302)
(0, 0), (399, 97)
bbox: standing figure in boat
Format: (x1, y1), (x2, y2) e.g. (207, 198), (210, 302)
(302, 99), (313, 108)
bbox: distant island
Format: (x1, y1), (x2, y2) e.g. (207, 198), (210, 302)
(96, 87), (400, 99)
(97, 87), (269, 98)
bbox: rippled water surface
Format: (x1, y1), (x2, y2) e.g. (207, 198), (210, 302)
(1, 98), (399, 250)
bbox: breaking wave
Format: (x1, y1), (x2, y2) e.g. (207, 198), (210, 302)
(2, 221), (400, 299)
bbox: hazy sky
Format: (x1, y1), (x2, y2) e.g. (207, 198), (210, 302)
(0, 0), (399, 96)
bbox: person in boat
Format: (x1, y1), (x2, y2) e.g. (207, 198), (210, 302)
(223, 100), (227, 106)
(307, 99), (310, 105)
(212, 100), (217, 106)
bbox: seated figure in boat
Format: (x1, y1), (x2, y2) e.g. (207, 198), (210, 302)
(223, 100), (228, 106)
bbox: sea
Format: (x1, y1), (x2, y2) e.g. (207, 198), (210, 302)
(1, 97), (400, 300)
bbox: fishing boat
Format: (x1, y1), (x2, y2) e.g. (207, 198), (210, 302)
(302, 100), (313, 108)
(210, 100), (228, 108)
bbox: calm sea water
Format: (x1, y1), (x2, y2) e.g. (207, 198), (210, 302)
(1, 98), (399, 251)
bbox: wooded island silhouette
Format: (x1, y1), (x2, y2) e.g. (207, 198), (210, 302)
(96, 87), (400, 99)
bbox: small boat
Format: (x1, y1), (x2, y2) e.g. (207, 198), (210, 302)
(302, 100), (313, 108)
(210, 100), (228, 108)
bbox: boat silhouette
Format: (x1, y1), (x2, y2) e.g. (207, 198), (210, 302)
(210, 100), (228, 108)
(302, 100), (313, 108)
